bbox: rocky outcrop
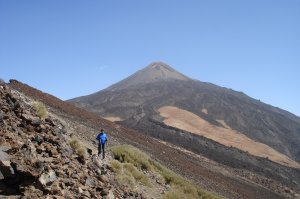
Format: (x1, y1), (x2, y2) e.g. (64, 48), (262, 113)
(0, 82), (141, 198)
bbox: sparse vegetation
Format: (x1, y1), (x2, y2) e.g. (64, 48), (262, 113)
(111, 160), (151, 187)
(111, 144), (152, 170)
(69, 137), (87, 158)
(111, 145), (222, 199)
(33, 101), (48, 119)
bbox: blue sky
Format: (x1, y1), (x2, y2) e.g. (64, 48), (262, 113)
(1, 0), (299, 116)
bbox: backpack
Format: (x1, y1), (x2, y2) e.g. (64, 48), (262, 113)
(97, 133), (107, 144)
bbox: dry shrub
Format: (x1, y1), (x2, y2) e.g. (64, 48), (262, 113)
(111, 145), (222, 199)
(69, 137), (87, 158)
(33, 101), (48, 119)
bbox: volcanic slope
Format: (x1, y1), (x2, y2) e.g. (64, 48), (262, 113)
(69, 62), (300, 185)
(8, 80), (300, 198)
(2, 80), (228, 199)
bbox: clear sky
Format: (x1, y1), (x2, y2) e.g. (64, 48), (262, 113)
(1, 0), (299, 116)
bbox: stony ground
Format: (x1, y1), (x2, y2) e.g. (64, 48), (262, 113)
(0, 82), (149, 199)
(6, 79), (300, 199)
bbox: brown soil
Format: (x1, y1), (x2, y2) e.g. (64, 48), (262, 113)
(158, 106), (300, 169)
(103, 116), (123, 122)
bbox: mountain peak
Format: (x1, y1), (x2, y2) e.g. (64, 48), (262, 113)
(143, 61), (189, 80)
(107, 61), (190, 91)
(147, 61), (173, 70)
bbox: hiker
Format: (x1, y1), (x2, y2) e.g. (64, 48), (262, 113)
(96, 129), (108, 159)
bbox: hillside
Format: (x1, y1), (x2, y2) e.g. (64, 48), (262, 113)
(1, 81), (225, 199)
(68, 62), (300, 196)
(0, 82), (125, 198)
(6, 80), (300, 198)
(69, 62), (300, 166)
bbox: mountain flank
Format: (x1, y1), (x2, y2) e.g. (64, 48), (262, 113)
(68, 62), (300, 194)
(69, 62), (300, 164)
(7, 80), (300, 198)
(1, 81), (226, 198)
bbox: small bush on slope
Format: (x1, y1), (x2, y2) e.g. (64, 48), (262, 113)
(69, 137), (87, 158)
(112, 145), (151, 170)
(111, 159), (151, 187)
(111, 145), (223, 199)
(33, 101), (48, 119)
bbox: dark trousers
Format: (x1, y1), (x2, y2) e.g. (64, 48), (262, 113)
(98, 143), (105, 159)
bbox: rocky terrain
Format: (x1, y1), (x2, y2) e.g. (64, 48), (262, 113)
(0, 81), (150, 198)
(6, 80), (300, 198)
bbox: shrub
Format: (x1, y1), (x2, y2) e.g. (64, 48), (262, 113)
(111, 160), (122, 172)
(111, 145), (152, 171)
(33, 101), (48, 119)
(111, 145), (222, 199)
(69, 138), (80, 150)
(123, 163), (150, 186)
(117, 169), (136, 187)
(77, 147), (87, 158)
(69, 137), (87, 158)
(110, 159), (151, 187)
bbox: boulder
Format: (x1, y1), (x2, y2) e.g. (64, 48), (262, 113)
(6, 93), (19, 103)
(45, 118), (55, 126)
(85, 177), (97, 187)
(92, 154), (102, 168)
(10, 158), (42, 178)
(107, 190), (115, 199)
(0, 149), (9, 161)
(31, 118), (41, 126)
(45, 181), (62, 195)
(38, 170), (57, 186)
(49, 148), (59, 158)
(82, 190), (91, 198)
(62, 178), (75, 187)
(0, 146), (11, 160)
(36, 144), (46, 154)
(78, 187), (84, 194)
(0, 147), (14, 179)
(60, 147), (73, 158)
(0, 160), (14, 179)
(21, 113), (39, 123)
(34, 134), (44, 145)
(71, 173), (80, 179)
(13, 101), (21, 111)
(5, 94), (15, 106)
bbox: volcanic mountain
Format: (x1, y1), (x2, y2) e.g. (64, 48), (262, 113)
(5, 74), (300, 198)
(68, 62), (300, 170)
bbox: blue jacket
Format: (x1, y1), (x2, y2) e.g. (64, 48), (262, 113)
(96, 132), (107, 145)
